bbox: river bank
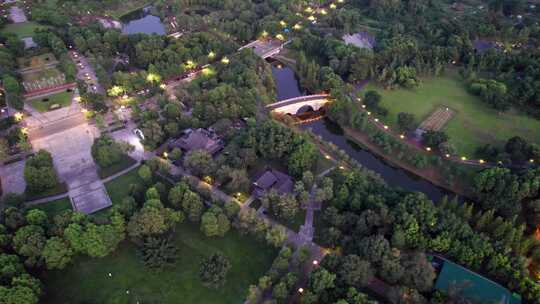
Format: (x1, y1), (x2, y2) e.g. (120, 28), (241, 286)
(342, 126), (473, 198)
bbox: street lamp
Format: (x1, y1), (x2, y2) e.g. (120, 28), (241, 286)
(208, 51), (216, 59)
(14, 112), (23, 122)
(221, 57), (230, 64)
(312, 260), (319, 265)
(298, 288), (304, 293)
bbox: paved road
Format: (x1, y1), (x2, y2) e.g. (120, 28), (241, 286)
(28, 114), (86, 141)
(70, 51), (104, 94)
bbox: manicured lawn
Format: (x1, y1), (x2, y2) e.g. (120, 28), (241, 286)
(41, 222), (278, 304)
(104, 166), (142, 204)
(363, 72), (540, 156)
(28, 91), (73, 112)
(98, 154), (138, 179)
(1, 21), (45, 38)
(28, 197), (72, 216)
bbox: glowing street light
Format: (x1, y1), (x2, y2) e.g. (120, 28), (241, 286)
(312, 260), (319, 265)
(479, 159), (485, 164)
(307, 15), (316, 21)
(159, 83), (166, 89)
(14, 112), (23, 121)
(330, 3), (337, 9)
(305, 7), (313, 13)
(163, 152), (168, 158)
(374, 118), (379, 122)
(325, 154), (331, 159)
(261, 30), (268, 38)
(221, 57), (230, 64)
(185, 60), (196, 69)
(339, 165), (345, 170)
(298, 288), (304, 293)
(293, 23), (302, 30)
(383, 125), (389, 130)
(530, 159), (535, 163)
(361, 104), (366, 108)
(445, 154), (450, 158)
(320, 9), (328, 15)
(400, 134), (405, 139)
(276, 34), (285, 40)
(461, 156), (467, 161)
(208, 51), (216, 59)
(279, 20), (287, 27)
(146, 73), (161, 83)
(367, 111), (371, 115)
(426, 147), (431, 152)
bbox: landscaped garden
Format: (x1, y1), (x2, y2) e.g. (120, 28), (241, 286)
(363, 71), (540, 156)
(40, 222), (277, 304)
(28, 90), (73, 112)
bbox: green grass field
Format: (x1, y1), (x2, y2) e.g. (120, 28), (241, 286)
(28, 91), (73, 112)
(363, 72), (540, 156)
(98, 154), (138, 179)
(41, 222), (277, 304)
(104, 166), (142, 204)
(1, 22), (45, 38)
(28, 197), (72, 217)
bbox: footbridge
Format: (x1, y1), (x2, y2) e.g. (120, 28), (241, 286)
(239, 39), (291, 59)
(266, 94), (331, 115)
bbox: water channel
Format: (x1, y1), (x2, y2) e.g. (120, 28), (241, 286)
(270, 62), (455, 202)
(121, 6), (166, 35)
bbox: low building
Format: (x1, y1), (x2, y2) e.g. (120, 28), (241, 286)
(252, 168), (293, 197)
(431, 255), (521, 304)
(170, 128), (223, 155)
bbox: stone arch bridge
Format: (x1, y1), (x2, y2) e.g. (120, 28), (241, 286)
(266, 94), (331, 115)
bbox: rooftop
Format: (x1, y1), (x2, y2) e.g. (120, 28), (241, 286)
(252, 168), (293, 197)
(432, 256), (521, 304)
(171, 128), (223, 155)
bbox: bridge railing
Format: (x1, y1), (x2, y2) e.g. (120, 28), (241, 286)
(266, 94), (329, 108)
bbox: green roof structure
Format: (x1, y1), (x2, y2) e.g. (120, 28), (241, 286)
(433, 256), (521, 304)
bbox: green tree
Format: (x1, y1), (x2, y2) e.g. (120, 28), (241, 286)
(42, 237), (73, 270)
(184, 149), (214, 177)
(397, 112), (416, 132)
(199, 252), (231, 289)
(309, 268), (336, 294)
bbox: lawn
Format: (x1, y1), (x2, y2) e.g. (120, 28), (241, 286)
(97, 154), (138, 179)
(363, 71), (540, 156)
(28, 197), (72, 217)
(28, 91), (73, 112)
(104, 166), (142, 204)
(41, 222), (278, 304)
(1, 21), (45, 38)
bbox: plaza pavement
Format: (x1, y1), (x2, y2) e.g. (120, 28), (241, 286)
(30, 117), (112, 214)
(9, 6), (27, 23)
(0, 160), (26, 196)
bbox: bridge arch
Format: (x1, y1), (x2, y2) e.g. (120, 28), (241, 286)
(296, 105), (315, 115)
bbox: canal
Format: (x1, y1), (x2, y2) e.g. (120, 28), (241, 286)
(270, 62), (455, 202)
(121, 6), (166, 35)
